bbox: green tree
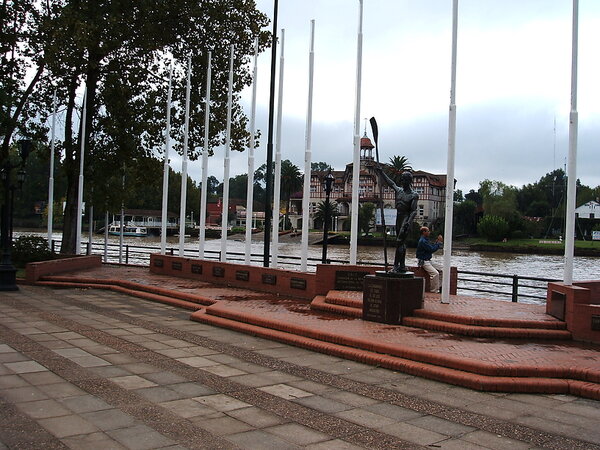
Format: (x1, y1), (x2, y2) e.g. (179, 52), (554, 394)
(19, 1), (271, 254)
(358, 202), (376, 236)
(311, 161), (331, 172)
(453, 200), (477, 235)
(477, 215), (509, 242)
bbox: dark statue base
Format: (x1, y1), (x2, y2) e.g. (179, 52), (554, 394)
(363, 274), (423, 324)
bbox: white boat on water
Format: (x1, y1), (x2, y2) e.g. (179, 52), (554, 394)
(108, 224), (148, 237)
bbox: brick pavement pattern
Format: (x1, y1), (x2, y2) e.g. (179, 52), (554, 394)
(1, 285), (600, 449)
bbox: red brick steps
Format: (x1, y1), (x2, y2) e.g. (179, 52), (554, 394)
(190, 308), (600, 399)
(401, 316), (572, 340)
(311, 290), (569, 340)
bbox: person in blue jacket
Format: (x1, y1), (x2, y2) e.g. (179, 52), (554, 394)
(416, 226), (443, 293)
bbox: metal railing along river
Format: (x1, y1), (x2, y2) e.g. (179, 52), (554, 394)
(49, 239), (557, 304)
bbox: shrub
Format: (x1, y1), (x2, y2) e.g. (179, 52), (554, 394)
(12, 235), (56, 268)
(510, 229), (527, 239)
(477, 215), (509, 242)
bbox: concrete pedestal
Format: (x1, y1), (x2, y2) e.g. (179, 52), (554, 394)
(362, 274), (424, 324)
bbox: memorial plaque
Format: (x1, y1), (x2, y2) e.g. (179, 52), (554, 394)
(191, 264), (202, 274)
(171, 261), (182, 271)
(363, 275), (424, 324)
(335, 270), (370, 291)
(212, 266), (225, 277)
(290, 277), (307, 290)
(592, 315), (600, 331)
(153, 258), (164, 268)
(262, 274), (277, 285)
(236, 270), (250, 282)
(363, 277), (387, 322)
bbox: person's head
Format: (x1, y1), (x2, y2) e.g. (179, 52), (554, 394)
(420, 226), (430, 237)
(400, 171), (413, 188)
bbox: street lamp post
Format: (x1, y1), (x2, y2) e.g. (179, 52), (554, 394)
(322, 170), (335, 264)
(0, 139), (32, 291)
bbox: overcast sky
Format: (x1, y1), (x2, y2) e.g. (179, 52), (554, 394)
(186, 0), (600, 194)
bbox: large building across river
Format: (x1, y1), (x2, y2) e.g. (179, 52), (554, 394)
(287, 134), (450, 232)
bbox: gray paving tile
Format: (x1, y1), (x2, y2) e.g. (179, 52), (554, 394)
(110, 375), (157, 390)
(4, 360), (48, 374)
(378, 421), (448, 445)
(107, 424), (175, 450)
(20, 371), (64, 385)
(227, 429), (302, 450)
(60, 430), (127, 449)
(82, 409), (137, 431)
(364, 402), (424, 421)
(135, 386), (187, 403)
(227, 406), (288, 428)
(1, 385), (49, 403)
(408, 415), (475, 437)
(196, 415), (254, 436)
(16, 398), (71, 419)
(265, 423), (332, 445)
(192, 394), (251, 412)
(60, 394), (113, 413)
(0, 374), (30, 389)
(39, 414), (99, 438)
(461, 430), (531, 450)
(335, 408), (397, 428)
(293, 395), (353, 414)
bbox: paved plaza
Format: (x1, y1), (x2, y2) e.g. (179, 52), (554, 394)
(1, 284), (600, 449)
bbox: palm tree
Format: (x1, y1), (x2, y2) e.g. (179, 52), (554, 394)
(385, 155), (412, 184)
(314, 200), (339, 230)
(280, 160), (303, 230)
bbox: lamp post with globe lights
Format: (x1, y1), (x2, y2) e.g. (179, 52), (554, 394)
(321, 169), (335, 264)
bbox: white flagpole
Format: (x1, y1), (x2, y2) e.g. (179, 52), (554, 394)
(179, 56), (192, 256)
(199, 52), (212, 258)
(350, 0), (364, 265)
(220, 45), (235, 262)
(271, 28), (286, 268)
(441, 0), (459, 304)
(300, 20), (315, 272)
(47, 89), (57, 249)
(245, 38), (259, 264)
(564, 0), (579, 285)
(75, 87), (87, 255)
(161, 63), (174, 255)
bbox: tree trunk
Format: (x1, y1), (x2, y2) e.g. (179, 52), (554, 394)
(61, 67), (99, 254)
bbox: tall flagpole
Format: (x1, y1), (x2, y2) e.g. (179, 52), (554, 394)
(47, 89), (57, 249)
(564, 0), (579, 285)
(161, 63), (174, 255)
(300, 20), (315, 272)
(271, 28), (286, 268)
(441, 0), (459, 304)
(220, 45), (235, 262)
(179, 56), (192, 256)
(263, 0), (279, 267)
(75, 87), (87, 255)
(199, 52), (212, 258)
(350, 0), (364, 265)
(245, 38), (259, 264)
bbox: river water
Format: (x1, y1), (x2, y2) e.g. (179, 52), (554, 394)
(16, 230), (600, 305)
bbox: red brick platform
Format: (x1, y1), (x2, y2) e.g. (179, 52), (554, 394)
(28, 263), (600, 400)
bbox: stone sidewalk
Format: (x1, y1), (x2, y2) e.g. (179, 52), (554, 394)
(1, 285), (600, 449)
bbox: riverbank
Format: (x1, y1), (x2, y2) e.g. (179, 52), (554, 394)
(464, 238), (600, 257)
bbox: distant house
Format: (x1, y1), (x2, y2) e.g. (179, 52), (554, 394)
(575, 201), (600, 219)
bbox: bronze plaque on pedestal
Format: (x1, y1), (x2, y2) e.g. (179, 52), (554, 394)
(362, 274), (424, 324)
